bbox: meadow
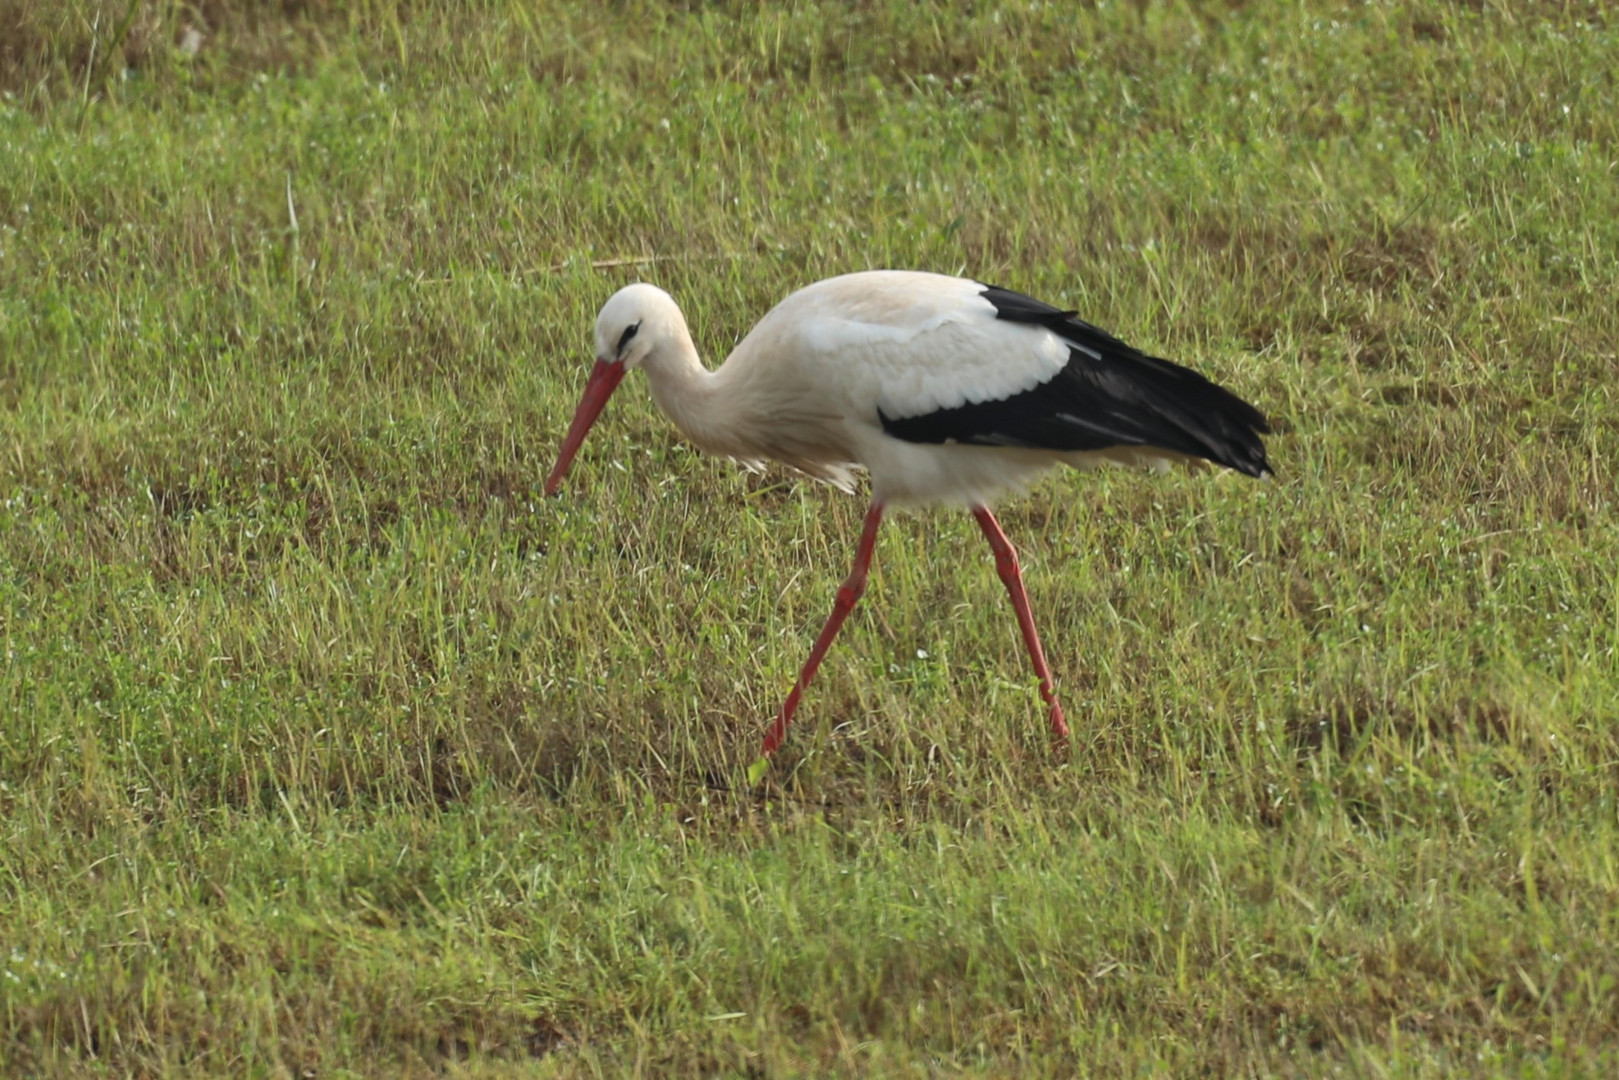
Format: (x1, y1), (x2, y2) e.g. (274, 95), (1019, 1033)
(2, 0), (1616, 1075)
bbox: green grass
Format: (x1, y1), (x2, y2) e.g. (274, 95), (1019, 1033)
(2, 0), (1617, 1074)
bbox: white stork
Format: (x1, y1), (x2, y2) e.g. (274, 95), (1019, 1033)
(545, 270), (1270, 758)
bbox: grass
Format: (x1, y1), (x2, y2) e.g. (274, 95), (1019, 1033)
(2, 0), (1617, 1074)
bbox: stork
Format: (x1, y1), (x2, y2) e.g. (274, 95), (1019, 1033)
(544, 270), (1270, 760)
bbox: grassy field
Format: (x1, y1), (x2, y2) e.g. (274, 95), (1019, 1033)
(2, 0), (1617, 1074)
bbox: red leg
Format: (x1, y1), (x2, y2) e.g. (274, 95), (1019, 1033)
(973, 507), (1069, 741)
(760, 501), (885, 756)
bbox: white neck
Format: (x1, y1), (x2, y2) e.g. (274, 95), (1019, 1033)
(639, 327), (739, 459)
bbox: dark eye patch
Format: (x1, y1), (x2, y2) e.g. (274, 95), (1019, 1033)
(616, 322), (641, 355)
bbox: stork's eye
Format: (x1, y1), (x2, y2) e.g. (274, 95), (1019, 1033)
(616, 322), (641, 356)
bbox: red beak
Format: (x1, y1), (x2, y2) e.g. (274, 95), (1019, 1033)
(545, 359), (628, 496)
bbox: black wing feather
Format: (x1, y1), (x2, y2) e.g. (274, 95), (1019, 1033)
(879, 285), (1272, 478)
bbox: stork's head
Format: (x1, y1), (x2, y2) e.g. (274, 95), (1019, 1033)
(545, 283), (686, 496)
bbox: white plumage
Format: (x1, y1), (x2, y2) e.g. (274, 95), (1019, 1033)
(546, 270), (1271, 758)
(762, 272), (1070, 419)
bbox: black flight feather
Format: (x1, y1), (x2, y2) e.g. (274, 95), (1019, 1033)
(879, 285), (1272, 478)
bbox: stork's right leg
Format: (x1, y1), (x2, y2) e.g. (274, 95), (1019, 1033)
(760, 501), (885, 756)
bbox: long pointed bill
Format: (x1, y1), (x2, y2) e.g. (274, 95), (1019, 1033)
(545, 358), (628, 495)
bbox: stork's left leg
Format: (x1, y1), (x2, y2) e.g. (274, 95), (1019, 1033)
(759, 501), (886, 757)
(973, 507), (1070, 740)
